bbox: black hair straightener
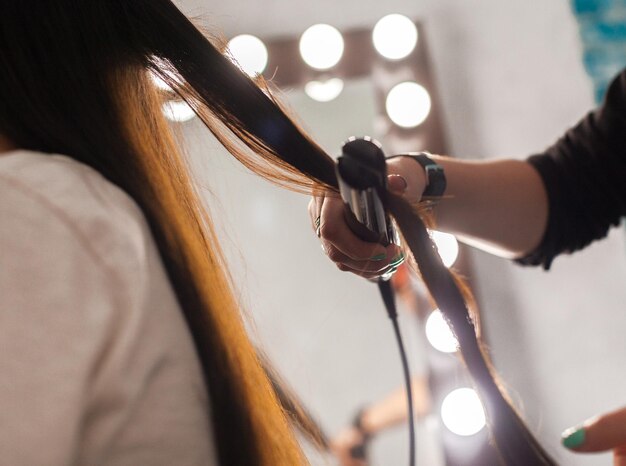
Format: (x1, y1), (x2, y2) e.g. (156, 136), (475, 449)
(336, 136), (415, 466)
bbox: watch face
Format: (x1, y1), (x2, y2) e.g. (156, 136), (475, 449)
(425, 165), (442, 175)
(424, 165), (446, 197)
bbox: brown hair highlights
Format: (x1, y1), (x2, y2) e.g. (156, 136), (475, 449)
(0, 1), (555, 464)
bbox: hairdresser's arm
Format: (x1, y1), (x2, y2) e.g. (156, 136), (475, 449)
(390, 155), (549, 259)
(315, 69), (626, 274)
(439, 69), (626, 267)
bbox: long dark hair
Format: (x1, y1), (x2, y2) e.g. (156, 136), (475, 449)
(0, 1), (555, 464)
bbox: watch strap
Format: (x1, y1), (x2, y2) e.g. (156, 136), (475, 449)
(393, 152), (446, 197)
(349, 407), (371, 460)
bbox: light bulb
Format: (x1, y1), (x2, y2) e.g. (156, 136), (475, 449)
(304, 78), (344, 102)
(430, 230), (459, 267)
(425, 309), (458, 353)
(385, 81), (431, 128)
(299, 24), (344, 70)
(441, 388), (486, 436)
(373, 14), (418, 60)
(162, 100), (195, 123)
(150, 72), (172, 91)
(148, 57), (180, 92)
(227, 34), (268, 77)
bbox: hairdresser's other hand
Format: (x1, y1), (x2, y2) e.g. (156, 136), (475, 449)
(331, 426), (368, 466)
(308, 156), (426, 279)
(561, 406), (626, 465)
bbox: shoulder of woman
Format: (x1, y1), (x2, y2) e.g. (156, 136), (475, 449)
(0, 150), (151, 288)
(0, 151), (214, 465)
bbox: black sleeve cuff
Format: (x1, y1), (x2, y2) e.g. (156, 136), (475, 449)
(515, 69), (626, 270)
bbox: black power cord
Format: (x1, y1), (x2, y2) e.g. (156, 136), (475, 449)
(378, 279), (415, 466)
(335, 137), (415, 466)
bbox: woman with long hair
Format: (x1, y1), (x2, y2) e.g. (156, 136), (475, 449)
(1, 2), (328, 464)
(1, 1), (573, 464)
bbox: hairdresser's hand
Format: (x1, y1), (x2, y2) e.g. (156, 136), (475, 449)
(331, 426), (368, 466)
(308, 157), (426, 279)
(561, 406), (626, 465)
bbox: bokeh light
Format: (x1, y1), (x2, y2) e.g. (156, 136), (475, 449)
(430, 230), (459, 268)
(304, 78), (344, 102)
(227, 34), (269, 77)
(373, 14), (418, 60)
(162, 100), (196, 123)
(441, 388), (486, 436)
(425, 309), (458, 353)
(385, 81), (431, 128)
(299, 24), (344, 70)
(150, 72), (172, 92)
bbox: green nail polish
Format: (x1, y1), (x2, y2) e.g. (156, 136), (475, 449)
(561, 426), (586, 449)
(389, 252), (405, 266)
(370, 253), (387, 261)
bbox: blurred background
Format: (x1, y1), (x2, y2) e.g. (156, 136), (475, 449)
(167, 1), (626, 464)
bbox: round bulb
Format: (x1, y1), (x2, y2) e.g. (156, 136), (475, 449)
(441, 388), (486, 436)
(373, 14), (418, 60)
(150, 72), (172, 91)
(425, 309), (458, 353)
(385, 81), (431, 128)
(304, 78), (344, 102)
(430, 230), (459, 267)
(227, 34), (268, 77)
(299, 24), (344, 70)
(162, 100), (195, 123)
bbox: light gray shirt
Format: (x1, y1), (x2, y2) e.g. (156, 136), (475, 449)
(0, 150), (218, 465)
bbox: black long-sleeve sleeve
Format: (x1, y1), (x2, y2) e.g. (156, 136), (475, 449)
(516, 69), (626, 269)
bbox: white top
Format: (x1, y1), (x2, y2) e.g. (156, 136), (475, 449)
(0, 150), (218, 465)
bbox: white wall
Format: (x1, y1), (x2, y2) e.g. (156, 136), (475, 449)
(177, 1), (626, 464)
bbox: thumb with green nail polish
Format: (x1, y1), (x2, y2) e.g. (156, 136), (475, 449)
(561, 406), (626, 465)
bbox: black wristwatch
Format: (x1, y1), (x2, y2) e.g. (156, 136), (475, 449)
(350, 407), (371, 460)
(389, 152), (447, 197)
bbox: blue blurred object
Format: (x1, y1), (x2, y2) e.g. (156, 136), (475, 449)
(571, 0), (626, 102)
(572, 0), (613, 14)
